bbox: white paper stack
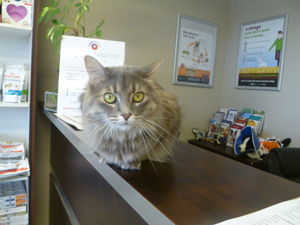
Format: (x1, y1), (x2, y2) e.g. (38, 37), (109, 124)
(0, 143), (29, 179)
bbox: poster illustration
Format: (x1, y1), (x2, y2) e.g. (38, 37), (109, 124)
(173, 14), (217, 88)
(177, 27), (213, 85)
(236, 14), (288, 91)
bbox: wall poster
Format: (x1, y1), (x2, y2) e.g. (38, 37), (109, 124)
(173, 14), (218, 88)
(236, 14), (288, 91)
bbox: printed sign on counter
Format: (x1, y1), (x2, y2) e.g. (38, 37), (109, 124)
(57, 36), (125, 116)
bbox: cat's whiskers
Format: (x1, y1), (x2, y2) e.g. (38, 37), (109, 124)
(144, 119), (178, 140)
(105, 123), (115, 140)
(136, 124), (159, 174)
(143, 121), (182, 153)
(93, 123), (110, 151)
(137, 123), (163, 162)
(143, 119), (183, 153)
(139, 122), (178, 164)
(86, 123), (108, 137)
(94, 121), (119, 152)
(140, 121), (180, 165)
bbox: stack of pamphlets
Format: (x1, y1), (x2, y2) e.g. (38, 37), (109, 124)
(0, 180), (28, 225)
(0, 142), (29, 224)
(205, 108), (266, 148)
(0, 142), (30, 180)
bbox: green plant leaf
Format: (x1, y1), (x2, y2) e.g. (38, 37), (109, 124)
(55, 8), (60, 14)
(40, 0), (104, 57)
(39, 7), (55, 24)
(75, 13), (83, 29)
(51, 11), (56, 19)
(60, 15), (66, 24)
(95, 30), (103, 38)
(51, 19), (59, 25)
(46, 26), (55, 39)
(64, 27), (72, 33)
(64, 4), (71, 14)
(62, 6), (67, 14)
(45, 10), (52, 23)
(38, 7), (49, 24)
(84, 5), (90, 12)
(81, 25), (86, 36)
(96, 20), (105, 30)
(55, 0), (61, 7)
(87, 30), (94, 38)
(76, 6), (83, 15)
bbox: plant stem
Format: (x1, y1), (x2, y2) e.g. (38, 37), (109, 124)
(83, 11), (86, 37)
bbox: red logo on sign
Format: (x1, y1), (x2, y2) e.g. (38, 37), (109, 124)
(91, 44), (98, 50)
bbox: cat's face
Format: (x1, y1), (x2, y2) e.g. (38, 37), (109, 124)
(81, 56), (163, 131)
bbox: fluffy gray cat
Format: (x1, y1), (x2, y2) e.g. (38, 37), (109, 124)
(80, 56), (181, 170)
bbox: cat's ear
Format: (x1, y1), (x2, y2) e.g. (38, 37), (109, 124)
(84, 55), (108, 82)
(141, 59), (164, 78)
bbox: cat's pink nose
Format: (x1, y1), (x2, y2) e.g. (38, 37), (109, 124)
(121, 113), (132, 121)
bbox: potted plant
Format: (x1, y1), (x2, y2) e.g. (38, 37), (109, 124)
(38, 0), (105, 111)
(39, 0), (105, 65)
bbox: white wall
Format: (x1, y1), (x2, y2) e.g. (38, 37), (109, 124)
(222, 0), (300, 147)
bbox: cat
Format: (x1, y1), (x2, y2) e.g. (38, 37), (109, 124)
(80, 56), (181, 170)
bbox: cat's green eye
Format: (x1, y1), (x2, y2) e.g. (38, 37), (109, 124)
(104, 93), (116, 104)
(133, 92), (144, 102)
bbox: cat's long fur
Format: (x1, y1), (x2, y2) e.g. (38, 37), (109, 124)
(80, 56), (181, 170)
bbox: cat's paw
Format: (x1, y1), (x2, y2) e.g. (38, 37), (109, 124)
(119, 161), (141, 170)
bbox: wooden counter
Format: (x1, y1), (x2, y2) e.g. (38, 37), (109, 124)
(43, 109), (300, 225)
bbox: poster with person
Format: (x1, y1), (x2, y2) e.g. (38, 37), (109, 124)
(235, 14), (288, 91)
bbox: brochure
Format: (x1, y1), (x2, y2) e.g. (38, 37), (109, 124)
(57, 36), (125, 116)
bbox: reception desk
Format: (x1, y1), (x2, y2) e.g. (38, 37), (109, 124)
(43, 109), (300, 225)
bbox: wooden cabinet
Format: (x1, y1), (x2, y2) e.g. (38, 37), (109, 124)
(0, 1), (40, 224)
(43, 110), (300, 225)
(49, 123), (147, 225)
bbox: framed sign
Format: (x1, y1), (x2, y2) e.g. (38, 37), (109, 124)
(235, 14), (288, 91)
(173, 14), (218, 88)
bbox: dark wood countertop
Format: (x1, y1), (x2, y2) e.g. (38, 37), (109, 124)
(43, 108), (300, 225)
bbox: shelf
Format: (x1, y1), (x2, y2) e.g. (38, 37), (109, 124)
(188, 139), (264, 170)
(0, 102), (30, 108)
(0, 23), (32, 37)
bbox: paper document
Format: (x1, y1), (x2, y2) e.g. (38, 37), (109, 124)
(54, 114), (84, 130)
(216, 197), (300, 225)
(57, 35), (125, 116)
